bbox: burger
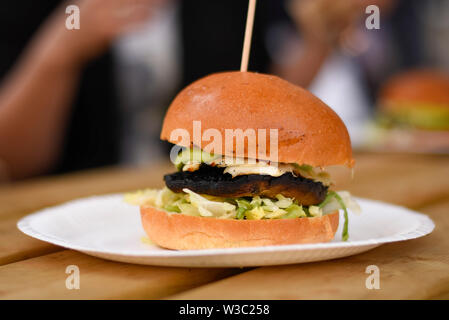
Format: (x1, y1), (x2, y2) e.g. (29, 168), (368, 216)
(126, 71), (360, 250)
(373, 69), (449, 152)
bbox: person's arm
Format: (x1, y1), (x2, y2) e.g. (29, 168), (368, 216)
(272, 37), (333, 88)
(0, 15), (81, 180)
(273, 0), (362, 88)
(0, 0), (160, 180)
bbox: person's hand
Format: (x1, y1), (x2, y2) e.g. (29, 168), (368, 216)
(37, 0), (167, 67)
(288, 0), (363, 47)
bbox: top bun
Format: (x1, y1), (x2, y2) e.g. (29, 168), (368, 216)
(379, 69), (449, 109)
(161, 71), (353, 167)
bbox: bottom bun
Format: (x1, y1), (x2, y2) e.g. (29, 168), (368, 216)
(140, 206), (339, 250)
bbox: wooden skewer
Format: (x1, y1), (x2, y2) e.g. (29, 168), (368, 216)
(240, 0), (257, 72)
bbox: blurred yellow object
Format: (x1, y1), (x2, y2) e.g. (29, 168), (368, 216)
(140, 237), (154, 245)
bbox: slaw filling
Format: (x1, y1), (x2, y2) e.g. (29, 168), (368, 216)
(125, 188), (360, 240)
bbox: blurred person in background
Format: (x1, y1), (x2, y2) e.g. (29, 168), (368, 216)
(0, 0), (278, 183)
(0, 0), (165, 181)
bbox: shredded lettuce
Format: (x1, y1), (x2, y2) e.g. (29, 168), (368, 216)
(309, 205), (322, 217)
(274, 194), (293, 208)
(183, 188), (236, 217)
(245, 207), (265, 220)
(319, 191), (361, 215)
(283, 204), (307, 219)
(318, 191), (360, 241)
(236, 207), (246, 220)
(123, 189), (160, 206)
(125, 188), (360, 240)
(174, 147), (220, 171)
(334, 192), (349, 241)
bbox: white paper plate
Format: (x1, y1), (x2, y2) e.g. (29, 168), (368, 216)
(17, 194), (434, 267)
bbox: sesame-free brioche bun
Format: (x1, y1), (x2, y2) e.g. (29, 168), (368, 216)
(379, 69), (449, 109)
(161, 71), (354, 168)
(140, 206), (340, 250)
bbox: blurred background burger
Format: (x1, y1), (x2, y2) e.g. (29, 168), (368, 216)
(368, 69), (449, 152)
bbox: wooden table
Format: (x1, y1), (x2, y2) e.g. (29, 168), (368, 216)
(1, 153), (449, 299)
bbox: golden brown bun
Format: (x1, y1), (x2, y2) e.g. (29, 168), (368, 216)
(140, 206), (340, 250)
(379, 69), (449, 109)
(161, 71), (354, 168)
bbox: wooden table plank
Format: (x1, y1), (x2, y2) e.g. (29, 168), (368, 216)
(0, 250), (243, 299)
(0, 163), (173, 265)
(0, 213), (61, 265)
(0, 163), (173, 217)
(327, 153), (449, 207)
(168, 200), (449, 300)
